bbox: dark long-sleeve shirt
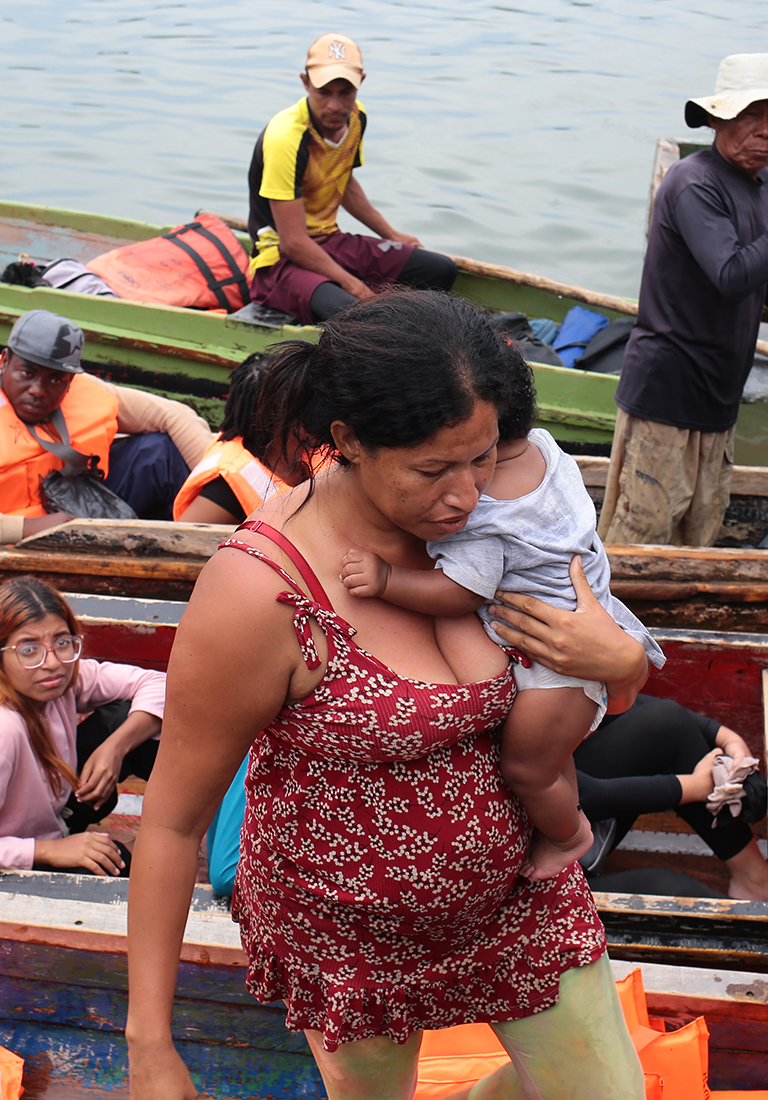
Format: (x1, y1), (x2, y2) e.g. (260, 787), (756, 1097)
(616, 143), (768, 432)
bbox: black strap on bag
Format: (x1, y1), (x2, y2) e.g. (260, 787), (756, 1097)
(162, 221), (250, 309)
(26, 408), (99, 476)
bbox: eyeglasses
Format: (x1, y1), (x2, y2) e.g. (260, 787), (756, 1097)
(0, 635), (82, 669)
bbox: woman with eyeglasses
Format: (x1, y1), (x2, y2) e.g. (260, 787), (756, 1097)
(0, 575), (165, 876)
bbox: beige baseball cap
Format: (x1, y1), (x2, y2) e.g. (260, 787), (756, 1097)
(305, 34), (364, 89)
(686, 53), (768, 128)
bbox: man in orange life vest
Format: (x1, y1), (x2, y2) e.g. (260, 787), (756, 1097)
(0, 310), (213, 543)
(247, 33), (457, 324)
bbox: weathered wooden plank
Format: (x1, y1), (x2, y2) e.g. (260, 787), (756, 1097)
(607, 544), (768, 582)
(0, 549), (203, 581)
(0, 873), (242, 965)
(15, 519), (231, 559)
(596, 892), (768, 971)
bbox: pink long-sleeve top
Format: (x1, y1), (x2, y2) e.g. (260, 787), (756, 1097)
(0, 659), (165, 870)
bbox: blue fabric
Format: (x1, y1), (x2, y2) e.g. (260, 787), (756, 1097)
(552, 306), (609, 368)
(529, 317), (558, 345)
(105, 432), (189, 519)
(206, 755), (248, 897)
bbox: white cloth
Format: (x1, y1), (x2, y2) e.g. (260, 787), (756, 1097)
(707, 752), (760, 822)
(512, 661), (608, 732)
(426, 427), (666, 675)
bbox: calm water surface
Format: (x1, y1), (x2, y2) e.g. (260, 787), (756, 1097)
(1, 1), (767, 297)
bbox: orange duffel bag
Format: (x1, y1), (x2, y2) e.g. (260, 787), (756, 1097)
(87, 212), (250, 311)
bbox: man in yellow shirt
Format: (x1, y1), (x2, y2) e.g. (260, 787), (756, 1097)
(247, 33), (456, 323)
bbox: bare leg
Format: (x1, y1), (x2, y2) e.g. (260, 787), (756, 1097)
(500, 688), (596, 881)
(303, 1028), (422, 1100)
(726, 837), (768, 901)
(487, 954), (644, 1100)
(434, 956), (644, 1099)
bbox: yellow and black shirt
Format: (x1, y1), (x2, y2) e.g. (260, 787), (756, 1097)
(247, 96), (366, 271)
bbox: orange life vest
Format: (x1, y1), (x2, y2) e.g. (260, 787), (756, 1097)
(87, 213), (251, 312)
(0, 375), (119, 517)
(173, 436), (291, 521)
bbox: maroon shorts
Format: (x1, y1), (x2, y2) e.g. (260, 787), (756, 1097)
(249, 231), (414, 324)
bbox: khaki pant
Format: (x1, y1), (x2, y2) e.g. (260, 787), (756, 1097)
(597, 409), (734, 546)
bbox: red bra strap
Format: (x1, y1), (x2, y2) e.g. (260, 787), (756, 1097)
(237, 519), (332, 610)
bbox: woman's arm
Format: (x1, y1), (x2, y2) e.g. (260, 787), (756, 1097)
(714, 725), (751, 773)
(76, 710), (163, 810)
(489, 556), (649, 709)
(74, 662), (167, 808)
(127, 548), (310, 1100)
(175, 494), (241, 526)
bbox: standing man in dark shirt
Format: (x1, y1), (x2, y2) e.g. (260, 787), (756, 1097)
(598, 54), (768, 547)
(247, 33), (456, 324)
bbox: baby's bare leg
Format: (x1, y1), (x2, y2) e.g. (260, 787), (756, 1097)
(500, 688), (597, 881)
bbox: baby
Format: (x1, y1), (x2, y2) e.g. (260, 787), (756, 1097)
(341, 344), (664, 881)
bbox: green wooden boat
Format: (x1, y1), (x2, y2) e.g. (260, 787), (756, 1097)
(0, 199), (631, 443)
(2, 198), (766, 461)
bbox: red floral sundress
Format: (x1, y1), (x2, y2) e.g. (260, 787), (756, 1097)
(224, 524), (606, 1053)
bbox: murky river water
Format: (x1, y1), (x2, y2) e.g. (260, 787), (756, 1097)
(2, 0), (767, 299)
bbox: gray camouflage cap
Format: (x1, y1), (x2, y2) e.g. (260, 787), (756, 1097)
(7, 310), (85, 373)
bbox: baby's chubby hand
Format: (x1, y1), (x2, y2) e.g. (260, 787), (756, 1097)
(340, 548), (391, 598)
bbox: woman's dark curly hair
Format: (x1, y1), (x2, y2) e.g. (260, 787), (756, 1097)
(220, 353), (313, 481)
(258, 288), (527, 467)
(219, 354), (266, 450)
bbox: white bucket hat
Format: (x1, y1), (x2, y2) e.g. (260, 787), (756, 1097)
(686, 53), (768, 128)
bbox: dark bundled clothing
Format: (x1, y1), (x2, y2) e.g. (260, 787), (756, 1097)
(616, 144), (768, 432)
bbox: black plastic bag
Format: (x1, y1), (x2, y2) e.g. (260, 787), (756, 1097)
(41, 469), (137, 520)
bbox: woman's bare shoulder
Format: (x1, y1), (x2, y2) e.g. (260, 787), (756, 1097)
(184, 541), (298, 631)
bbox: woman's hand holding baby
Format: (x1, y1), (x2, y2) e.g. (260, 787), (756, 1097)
(490, 556), (649, 708)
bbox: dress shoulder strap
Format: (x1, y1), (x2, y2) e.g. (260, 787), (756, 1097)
(236, 519), (332, 610)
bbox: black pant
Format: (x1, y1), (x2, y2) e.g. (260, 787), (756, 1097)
(574, 694), (754, 863)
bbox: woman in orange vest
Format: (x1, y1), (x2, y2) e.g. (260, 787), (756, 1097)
(174, 352), (318, 524)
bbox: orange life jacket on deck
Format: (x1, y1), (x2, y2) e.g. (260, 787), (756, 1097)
(0, 375), (119, 517)
(173, 436), (291, 521)
(87, 214), (251, 312)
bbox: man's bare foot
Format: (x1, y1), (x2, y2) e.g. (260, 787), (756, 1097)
(520, 817), (594, 882)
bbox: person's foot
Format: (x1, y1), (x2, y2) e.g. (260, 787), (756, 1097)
(728, 875), (768, 902)
(520, 816), (594, 882)
(725, 838), (768, 901)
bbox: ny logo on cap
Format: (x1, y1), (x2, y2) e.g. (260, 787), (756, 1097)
(328, 41), (346, 60)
